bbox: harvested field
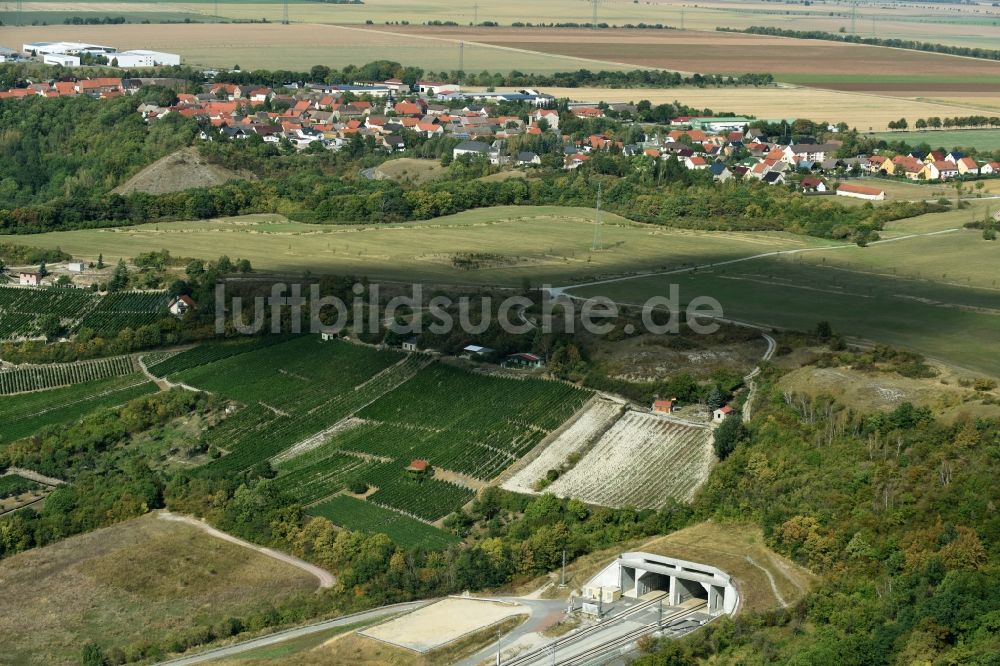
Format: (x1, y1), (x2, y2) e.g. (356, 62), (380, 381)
(472, 85), (994, 132)
(543, 411), (715, 507)
(400, 26), (1000, 90)
(113, 147), (253, 196)
(359, 597), (528, 653)
(502, 396), (625, 496)
(0, 512), (316, 665)
(0, 23), (631, 73)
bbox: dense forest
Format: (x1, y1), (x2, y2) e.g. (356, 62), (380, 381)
(0, 93), (195, 209)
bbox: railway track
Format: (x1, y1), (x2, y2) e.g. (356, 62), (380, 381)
(501, 597), (705, 666)
(559, 604), (707, 666)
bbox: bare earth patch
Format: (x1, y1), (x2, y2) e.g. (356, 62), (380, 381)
(114, 147), (254, 196)
(359, 597), (528, 653)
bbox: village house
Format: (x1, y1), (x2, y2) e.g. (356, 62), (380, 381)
(168, 295), (196, 317)
(452, 140), (503, 164)
(709, 162), (732, 181)
(800, 176), (828, 193)
(684, 155), (709, 170)
(922, 160), (959, 181)
(956, 157), (980, 176)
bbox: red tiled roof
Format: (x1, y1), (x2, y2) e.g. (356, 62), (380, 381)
(838, 183), (884, 196)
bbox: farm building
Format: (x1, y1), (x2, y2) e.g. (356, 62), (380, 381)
(402, 337), (419, 352)
(837, 183), (886, 201)
(168, 295), (196, 316)
(463, 344), (495, 358)
(652, 399), (676, 414)
(18, 272), (41, 286)
(504, 352), (544, 369)
(67, 262), (85, 273)
(406, 459), (430, 477)
(713, 405), (734, 422)
(584, 552), (738, 615)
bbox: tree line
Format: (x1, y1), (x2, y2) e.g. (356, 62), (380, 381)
(720, 25), (1000, 62)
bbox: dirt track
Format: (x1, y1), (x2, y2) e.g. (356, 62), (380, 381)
(158, 511), (335, 589)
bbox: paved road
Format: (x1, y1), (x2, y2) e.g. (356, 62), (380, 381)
(454, 597), (568, 666)
(155, 601), (428, 666)
(158, 511), (335, 588)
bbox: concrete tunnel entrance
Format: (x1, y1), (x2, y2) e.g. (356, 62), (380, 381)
(583, 552), (740, 616)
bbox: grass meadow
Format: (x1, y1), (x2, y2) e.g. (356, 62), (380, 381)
(20, 206), (829, 286)
(868, 129), (1000, 153)
(570, 220), (1000, 377)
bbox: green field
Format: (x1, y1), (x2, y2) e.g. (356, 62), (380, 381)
(17, 207), (829, 286)
(308, 495), (459, 550)
(0, 374), (159, 446)
(571, 226), (1000, 377)
(868, 129), (1000, 152)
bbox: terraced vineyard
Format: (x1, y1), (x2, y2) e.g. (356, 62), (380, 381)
(77, 291), (170, 335)
(0, 285), (95, 339)
(146, 336), (292, 376)
(0, 374), (158, 446)
(0, 286), (168, 340)
(503, 397), (625, 495)
(544, 411), (714, 508)
(163, 335), (589, 542)
(0, 355), (135, 395)
(309, 495), (460, 550)
(358, 364), (589, 480)
(172, 337), (422, 474)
